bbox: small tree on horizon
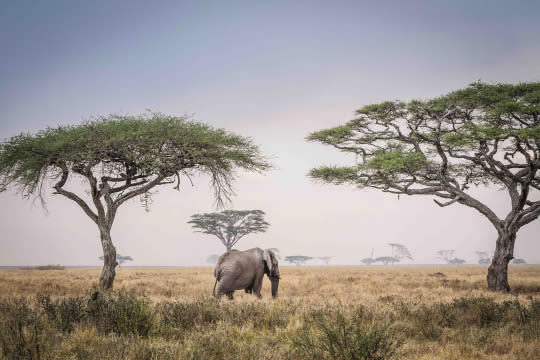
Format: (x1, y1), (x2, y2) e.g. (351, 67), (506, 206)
(388, 243), (413, 262)
(308, 82), (540, 291)
(361, 257), (376, 265)
(436, 249), (457, 264)
(476, 251), (491, 264)
(374, 256), (399, 265)
(511, 258), (527, 264)
(285, 255), (313, 266)
(318, 256), (334, 265)
(99, 254), (133, 267)
(449, 258), (466, 265)
(189, 210), (270, 251)
(0, 113), (270, 291)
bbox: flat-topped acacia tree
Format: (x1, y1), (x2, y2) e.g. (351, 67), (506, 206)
(0, 113), (270, 290)
(308, 82), (539, 292)
(189, 210), (269, 251)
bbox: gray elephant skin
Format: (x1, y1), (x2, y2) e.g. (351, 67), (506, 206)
(213, 248), (280, 299)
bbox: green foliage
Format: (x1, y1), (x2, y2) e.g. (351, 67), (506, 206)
(307, 81), (540, 192)
(0, 112), (270, 205)
(292, 305), (401, 360)
(86, 291), (157, 336)
(367, 150), (427, 172)
(189, 210), (269, 250)
(0, 297), (53, 360)
(309, 166), (359, 185)
(393, 297), (540, 341)
(0, 294), (538, 359)
(306, 125), (354, 144)
(37, 294), (86, 333)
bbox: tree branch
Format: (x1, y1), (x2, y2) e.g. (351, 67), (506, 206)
(53, 164), (98, 224)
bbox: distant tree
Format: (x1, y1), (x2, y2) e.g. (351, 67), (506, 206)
(308, 82), (540, 291)
(448, 258), (466, 265)
(189, 210), (269, 251)
(388, 243), (413, 262)
(476, 251), (491, 264)
(285, 255), (313, 266)
(361, 257), (376, 265)
(318, 256), (334, 265)
(206, 254), (219, 265)
(436, 250), (456, 264)
(374, 256), (399, 265)
(0, 113), (270, 291)
(99, 254), (133, 267)
(511, 258), (527, 264)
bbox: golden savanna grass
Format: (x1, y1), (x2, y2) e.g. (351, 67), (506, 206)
(2, 265), (539, 303)
(0, 265), (539, 359)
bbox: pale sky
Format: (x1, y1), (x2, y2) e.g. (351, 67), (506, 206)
(1, 0), (539, 266)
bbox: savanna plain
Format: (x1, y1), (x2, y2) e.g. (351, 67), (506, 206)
(0, 265), (538, 360)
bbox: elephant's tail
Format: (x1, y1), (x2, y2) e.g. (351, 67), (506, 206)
(212, 278), (218, 297)
(212, 269), (221, 297)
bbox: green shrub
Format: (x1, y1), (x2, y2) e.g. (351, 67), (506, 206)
(182, 325), (265, 360)
(86, 291), (157, 337)
(158, 298), (292, 336)
(37, 293), (86, 333)
(0, 297), (53, 360)
(292, 305), (401, 360)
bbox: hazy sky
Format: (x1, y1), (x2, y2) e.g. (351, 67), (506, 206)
(1, 0), (539, 266)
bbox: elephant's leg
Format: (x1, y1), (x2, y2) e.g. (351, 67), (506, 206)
(226, 291), (234, 300)
(252, 276), (263, 298)
(245, 284), (253, 294)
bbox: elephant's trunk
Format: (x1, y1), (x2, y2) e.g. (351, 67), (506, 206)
(270, 277), (279, 298)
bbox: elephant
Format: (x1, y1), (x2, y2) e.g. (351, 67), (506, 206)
(212, 248), (280, 299)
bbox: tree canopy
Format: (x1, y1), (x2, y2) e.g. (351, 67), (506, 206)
(0, 113), (270, 209)
(0, 113), (271, 290)
(189, 209), (270, 251)
(284, 255), (313, 266)
(308, 82), (540, 291)
(388, 243), (413, 262)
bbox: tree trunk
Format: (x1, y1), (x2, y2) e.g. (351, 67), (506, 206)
(487, 232), (516, 292)
(99, 225), (118, 291)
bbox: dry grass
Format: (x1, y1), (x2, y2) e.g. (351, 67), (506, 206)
(0, 265), (538, 360)
(1, 265), (538, 303)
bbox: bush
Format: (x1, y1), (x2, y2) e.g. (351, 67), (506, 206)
(86, 291), (157, 336)
(292, 305), (401, 360)
(37, 294), (86, 333)
(19, 265), (65, 270)
(158, 298), (292, 336)
(0, 298), (53, 360)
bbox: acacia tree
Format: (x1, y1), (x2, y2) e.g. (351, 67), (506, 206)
(388, 243), (413, 262)
(308, 82), (540, 291)
(476, 250), (491, 264)
(99, 254), (133, 267)
(436, 249), (456, 264)
(374, 256), (398, 265)
(189, 210), (269, 251)
(0, 113), (270, 290)
(285, 255), (313, 266)
(361, 257), (376, 265)
(318, 256), (334, 265)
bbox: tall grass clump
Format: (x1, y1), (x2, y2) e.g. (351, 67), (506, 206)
(0, 298), (53, 360)
(292, 305), (402, 360)
(86, 291), (157, 336)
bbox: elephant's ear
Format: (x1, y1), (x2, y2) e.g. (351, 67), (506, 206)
(263, 249), (279, 278)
